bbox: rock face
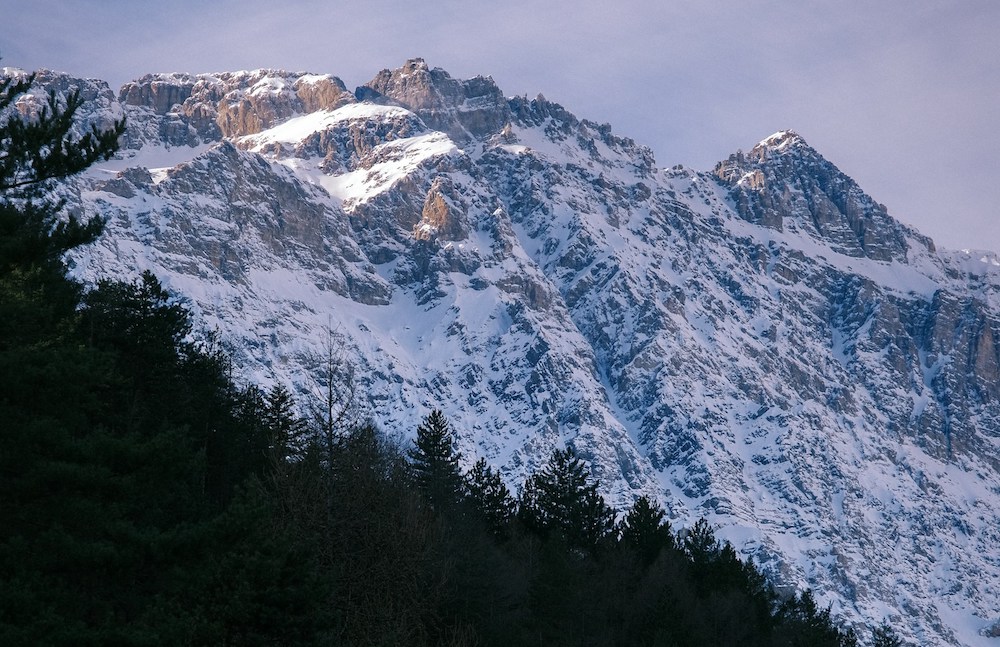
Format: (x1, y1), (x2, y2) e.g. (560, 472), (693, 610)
(117, 70), (356, 146)
(358, 58), (510, 141)
(714, 131), (923, 261)
(13, 64), (1000, 646)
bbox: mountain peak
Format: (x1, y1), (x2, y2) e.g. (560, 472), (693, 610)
(715, 130), (916, 261)
(747, 130), (821, 164)
(356, 58), (509, 141)
(755, 129), (806, 152)
(399, 57), (430, 74)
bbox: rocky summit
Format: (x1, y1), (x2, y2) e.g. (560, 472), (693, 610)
(9, 59), (1000, 645)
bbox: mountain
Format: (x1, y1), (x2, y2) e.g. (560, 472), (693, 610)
(9, 60), (1000, 645)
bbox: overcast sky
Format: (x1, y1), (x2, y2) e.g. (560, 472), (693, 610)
(5, 1), (999, 252)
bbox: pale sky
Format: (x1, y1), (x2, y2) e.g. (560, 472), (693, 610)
(5, 0), (999, 252)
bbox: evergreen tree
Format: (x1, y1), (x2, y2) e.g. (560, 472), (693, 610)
(0, 73), (123, 296)
(81, 271), (197, 406)
(262, 383), (310, 466)
(680, 517), (721, 565)
(465, 457), (516, 537)
(1, 70), (128, 548)
(0, 72), (123, 367)
(618, 495), (673, 565)
(518, 446), (615, 551)
(0, 74), (124, 193)
(775, 589), (859, 647)
(409, 409), (464, 509)
(872, 622), (904, 647)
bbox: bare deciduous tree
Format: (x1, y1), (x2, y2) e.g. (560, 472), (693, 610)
(304, 325), (360, 466)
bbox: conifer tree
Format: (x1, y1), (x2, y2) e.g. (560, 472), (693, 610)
(0, 73), (123, 354)
(0, 74), (123, 275)
(680, 517), (721, 565)
(0, 74), (124, 193)
(464, 457), (515, 536)
(872, 622), (904, 647)
(263, 384), (309, 466)
(0, 73), (323, 643)
(409, 409), (464, 509)
(518, 446), (615, 551)
(776, 589), (859, 647)
(618, 495), (673, 565)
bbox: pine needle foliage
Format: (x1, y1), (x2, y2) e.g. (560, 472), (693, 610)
(409, 409), (464, 509)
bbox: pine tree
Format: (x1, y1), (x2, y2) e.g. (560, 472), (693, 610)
(776, 589), (859, 647)
(618, 495), (673, 565)
(0, 73), (123, 279)
(680, 517), (721, 565)
(1, 69), (128, 541)
(0, 74), (124, 193)
(1, 72), (123, 357)
(518, 446), (615, 551)
(872, 622), (904, 647)
(464, 457), (515, 536)
(409, 409), (464, 509)
(0, 75), (323, 642)
(262, 384), (310, 466)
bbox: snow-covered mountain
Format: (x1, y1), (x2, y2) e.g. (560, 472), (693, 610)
(10, 60), (1000, 645)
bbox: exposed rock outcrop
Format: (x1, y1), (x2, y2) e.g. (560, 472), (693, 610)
(414, 176), (469, 241)
(714, 131), (934, 262)
(118, 70), (357, 147)
(358, 58), (510, 141)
